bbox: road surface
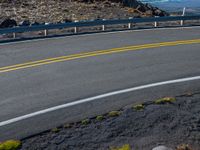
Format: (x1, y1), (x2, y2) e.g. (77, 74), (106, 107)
(0, 27), (200, 140)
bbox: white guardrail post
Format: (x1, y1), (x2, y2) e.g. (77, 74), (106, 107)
(13, 32), (16, 38)
(154, 16), (159, 27)
(128, 17), (133, 29)
(74, 20), (78, 33)
(102, 19), (106, 31)
(1, 15), (200, 39)
(44, 23), (49, 36)
(44, 29), (48, 36)
(181, 7), (186, 26)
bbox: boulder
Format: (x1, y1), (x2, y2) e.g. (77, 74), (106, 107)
(154, 8), (168, 17)
(19, 20), (30, 26)
(0, 19), (17, 28)
(63, 19), (72, 23)
(136, 5), (146, 12)
(152, 145), (173, 150)
(121, 0), (169, 17)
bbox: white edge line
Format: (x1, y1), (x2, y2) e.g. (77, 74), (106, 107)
(0, 26), (200, 46)
(0, 75), (200, 127)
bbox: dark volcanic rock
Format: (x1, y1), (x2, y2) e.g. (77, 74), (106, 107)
(21, 92), (200, 150)
(19, 20), (30, 26)
(122, 0), (168, 17)
(0, 18), (17, 28)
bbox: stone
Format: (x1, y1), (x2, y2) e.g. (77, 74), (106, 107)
(152, 145), (173, 150)
(63, 19), (72, 23)
(19, 20), (30, 26)
(0, 18), (17, 28)
(154, 9), (168, 17)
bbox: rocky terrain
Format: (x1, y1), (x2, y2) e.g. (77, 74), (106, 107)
(20, 91), (200, 150)
(0, 0), (168, 27)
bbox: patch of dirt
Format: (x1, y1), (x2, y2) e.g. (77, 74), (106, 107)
(21, 92), (200, 150)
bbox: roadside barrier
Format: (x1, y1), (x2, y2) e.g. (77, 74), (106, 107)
(0, 15), (200, 38)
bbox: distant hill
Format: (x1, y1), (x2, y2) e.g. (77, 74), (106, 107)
(0, 0), (168, 26)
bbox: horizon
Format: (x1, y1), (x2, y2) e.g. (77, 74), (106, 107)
(140, 0), (200, 14)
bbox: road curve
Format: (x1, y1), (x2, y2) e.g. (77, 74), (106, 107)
(0, 27), (200, 140)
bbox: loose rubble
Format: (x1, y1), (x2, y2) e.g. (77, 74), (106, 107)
(0, 0), (168, 28)
(20, 92), (200, 150)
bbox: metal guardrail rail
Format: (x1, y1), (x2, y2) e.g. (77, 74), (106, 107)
(0, 15), (200, 37)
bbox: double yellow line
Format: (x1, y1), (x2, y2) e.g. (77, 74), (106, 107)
(1, 39), (200, 74)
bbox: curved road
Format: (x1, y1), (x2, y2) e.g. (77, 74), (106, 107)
(0, 27), (200, 140)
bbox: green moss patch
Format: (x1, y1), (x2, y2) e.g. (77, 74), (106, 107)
(51, 128), (60, 133)
(110, 144), (131, 150)
(96, 115), (104, 121)
(133, 104), (145, 111)
(0, 140), (21, 150)
(154, 97), (176, 104)
(81, 119), (90, 125)
(108, 111), (121, 117)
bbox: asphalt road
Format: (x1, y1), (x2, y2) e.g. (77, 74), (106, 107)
(0, 27), (200, 141)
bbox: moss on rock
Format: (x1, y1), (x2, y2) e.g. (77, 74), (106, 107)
(0, 140), (21, 150)
(96, 115), (104, 121)
(154, 97), (176, 104)
(110, 144), (131, 150)
(108, 111), (121, 117)
(133, 104), (145, 111)
(81, 119), (90, 125)
(51, 127), (60, 133)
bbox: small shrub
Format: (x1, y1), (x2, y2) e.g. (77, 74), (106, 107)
(176, 144), (192, 150)
(133, 104), (145, 111)
(96, 115), (104, 121)
(0, 140), (21, 150)
(81, 119), (90, 125)
(108, 111), (121, 117)
(154, 97), (176, 104)
(51, 128), (60, 133)
(110, 144), (131, 150)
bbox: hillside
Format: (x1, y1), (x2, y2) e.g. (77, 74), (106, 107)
(0, 0), (168, 25)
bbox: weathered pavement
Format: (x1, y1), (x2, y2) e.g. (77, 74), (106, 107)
(0, 27), (200, 140)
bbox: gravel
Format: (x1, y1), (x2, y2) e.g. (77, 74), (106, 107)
(21, 91), (200, 150)
(0, 0), (141, 24)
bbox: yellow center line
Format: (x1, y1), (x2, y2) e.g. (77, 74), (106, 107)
(1, 39), (200, 73)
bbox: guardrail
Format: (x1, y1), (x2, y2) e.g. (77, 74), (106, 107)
(0, 15), (200, 38)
